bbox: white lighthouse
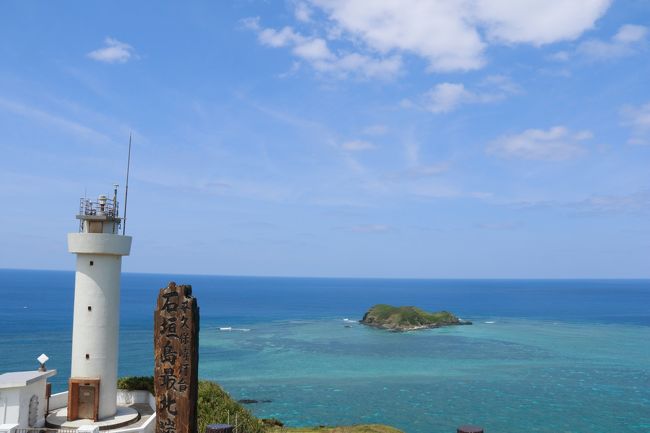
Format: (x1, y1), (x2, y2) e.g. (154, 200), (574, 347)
(66, 186), (132, 421)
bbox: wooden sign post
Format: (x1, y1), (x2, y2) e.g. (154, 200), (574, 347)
(154, 282), (200, 433)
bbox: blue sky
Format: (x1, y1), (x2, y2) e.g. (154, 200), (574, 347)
(1, 1), (649, 278)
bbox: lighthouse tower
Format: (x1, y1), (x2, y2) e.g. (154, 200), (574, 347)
(66, 186), (132, 421)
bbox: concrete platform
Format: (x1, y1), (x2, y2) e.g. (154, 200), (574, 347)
(46, 406), (141, 430)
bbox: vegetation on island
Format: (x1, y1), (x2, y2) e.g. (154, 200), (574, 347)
(360, 304), (471, 331)
(118, 376), (402, 433)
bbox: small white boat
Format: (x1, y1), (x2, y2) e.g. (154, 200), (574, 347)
(219, 327), (233, 331)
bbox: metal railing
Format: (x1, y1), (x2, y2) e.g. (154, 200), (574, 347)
(204, 409), (268, 433)
(79, 197), (119, 218)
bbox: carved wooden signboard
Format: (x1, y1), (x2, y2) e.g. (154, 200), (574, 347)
(154, 282), (200, 433)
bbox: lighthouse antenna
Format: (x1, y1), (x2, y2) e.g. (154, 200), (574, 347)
(122, 133), (132, 235)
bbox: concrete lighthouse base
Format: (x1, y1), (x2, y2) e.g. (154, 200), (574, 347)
(46, 406), (140, 431)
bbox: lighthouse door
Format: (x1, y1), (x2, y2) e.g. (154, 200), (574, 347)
(78, 385), (95, 419)
(67, 378), (100, 421)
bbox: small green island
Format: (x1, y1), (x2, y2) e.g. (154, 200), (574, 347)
(360, 304), (472, 332)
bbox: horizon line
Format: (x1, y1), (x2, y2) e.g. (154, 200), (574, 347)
(1, 267), (649, 281)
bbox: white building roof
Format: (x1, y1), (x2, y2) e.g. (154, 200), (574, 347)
(0, 370), (56, 389)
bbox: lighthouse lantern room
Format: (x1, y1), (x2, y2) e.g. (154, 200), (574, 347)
(66, 185), (132, 421)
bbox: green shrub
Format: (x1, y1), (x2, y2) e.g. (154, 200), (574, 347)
(118, 377), (267, 433)
(117, 376), (155, 394)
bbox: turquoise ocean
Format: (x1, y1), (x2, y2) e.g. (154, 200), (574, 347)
(1, 269), (649, 433)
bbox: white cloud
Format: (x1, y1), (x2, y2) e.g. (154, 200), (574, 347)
(408, 183), (461, 198)
(477, 221), (521, 230)
(350, 224), (391, 233)
(401, 163), (450, 178)
(293, 38), (333, 60)
(404, 139), (419, 166)
(294, 2), (313, 22)
(572, 190), (650, 214)
(425, 83), (472, 113)
(470, 191), (494, 200)
(578, 24), (647, 60)
(487, 126), (592, 160)
(473, 0), (611, 45)
(311, 0), (486, 72)
(245, 0), (612, 76)
(573, 130), (594, 141)
(613, 24), (648, 44)
(549, 51), (570, 62)
(241, 17), (261, 31)
(245, 18), (401, 79)
(355, 161), (460, 199)
(513, 190), (650, 215)
(0, 97), (112, 144)
(341, 139), (375, 151)
(87, 37), (136, 63)
(278, 61), (302, 78)
(320, 53), (401, 79)
(260, 26), (303, 47)
(362, 124), (388, 136)
(342, 153), (366, 174)
(411, 76), (520, 114)
(621, 102), (650, 145)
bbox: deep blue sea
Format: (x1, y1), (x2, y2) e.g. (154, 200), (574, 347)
(1, 269), (649, 433)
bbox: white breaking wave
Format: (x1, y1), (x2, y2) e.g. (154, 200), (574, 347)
(219, 327), (251, 332)
(484, 321), (496, 324)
